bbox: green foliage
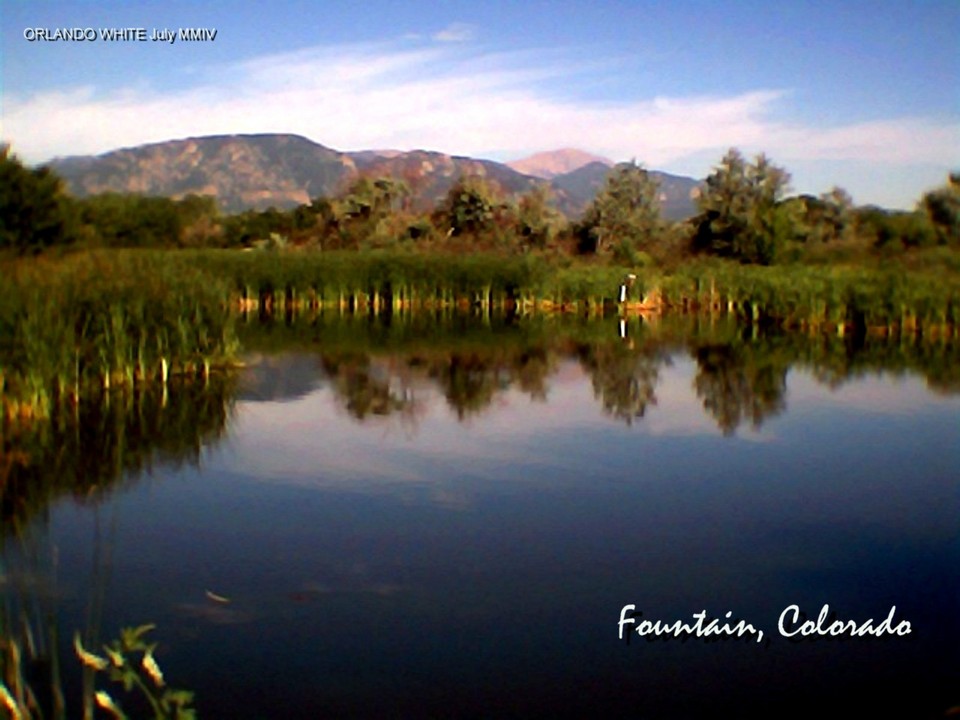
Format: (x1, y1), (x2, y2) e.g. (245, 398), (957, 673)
(341, 176), (409, 220)
(402, 216), (438, 243)
(515, 185), (564, 250)
(221, 206), (294, 248)
(2, 624), (196, 720)
(1, 248), (958, 433)
(438, 176), (508, 239)
(783, 189), (854, 245)
(920, 173), (960, 245)
(820, 187), (854, 242)
(0, 145), (77, 253)
(854, 206), (938, 250)
(694, 149), (791, 264)
(579, 161), (661, 255)
(176, 194), (222, 247)
(75, 626), (196, 719)
(0, 251), (237, 419)
(331, 176), (411, 248)
(76, 192), (222, 248)
(78, 194), (181, 248)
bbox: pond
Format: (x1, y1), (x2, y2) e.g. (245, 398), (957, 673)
(2, 313), (958, 718)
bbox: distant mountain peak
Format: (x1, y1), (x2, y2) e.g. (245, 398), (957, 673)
(506, 149), (614, 180)
(45, 134), (701, 220)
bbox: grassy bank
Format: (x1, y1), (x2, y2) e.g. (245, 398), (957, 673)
(189, 248), (959, 332)
(2, 248), (958, 419)
(1, 251), (237, 420)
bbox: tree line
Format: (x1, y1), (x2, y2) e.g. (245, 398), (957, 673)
(2, 143), (957, 265)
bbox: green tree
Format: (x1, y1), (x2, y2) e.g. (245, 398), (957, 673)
(218, 205), (294, 248)
(694, 149), (791, 264)
(0, 145), (76, 253)
(693, 148), (750, 256)
(438, 176), (506, 239)
(579, 161), (661, 258)
(515, 184), (564, 250)
(78, 194), (184, 248)
(334, 176), (410, 247)
(174, 193), (221, 247)
(854, 205), (937, 250)
(340, 176), (409, 221)
(820, 186), (854, 242)
(792, 187), (854, 244)
(920, 173), (960, 245)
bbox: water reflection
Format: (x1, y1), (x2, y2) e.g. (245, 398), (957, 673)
(1, 377), (236, 535)
(2, 313), (957, 522)
(1, 313), (958, 718)
(236, 313), (959, 434)
(693, 342), (789, 435)
(576, 339), (664, 425)
(1, 379), (236, 716)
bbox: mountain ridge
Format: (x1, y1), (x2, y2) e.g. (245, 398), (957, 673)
(45, 134), (702, 219)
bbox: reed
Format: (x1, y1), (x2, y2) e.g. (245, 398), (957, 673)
(2, 249), (957, 418)
(107, 250), (960, 334)
(0, 251), (237, 421)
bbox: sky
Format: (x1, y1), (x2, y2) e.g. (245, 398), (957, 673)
(2, 0), (958, 209)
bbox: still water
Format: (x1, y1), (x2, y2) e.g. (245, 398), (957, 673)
(2, 315), (958, 718)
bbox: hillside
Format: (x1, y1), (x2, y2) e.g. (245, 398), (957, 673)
(47, 134), (702, 219)
(49, 134), (356, 213)
(348, 149), (544, 211)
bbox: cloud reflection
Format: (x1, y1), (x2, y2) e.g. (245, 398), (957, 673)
(217, 354), (957, 506)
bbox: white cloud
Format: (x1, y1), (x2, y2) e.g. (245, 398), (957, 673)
(432, 22), (474, 43)
(2, 39), (957, 205)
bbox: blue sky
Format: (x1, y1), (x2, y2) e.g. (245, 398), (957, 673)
(2, 0), (958, 208)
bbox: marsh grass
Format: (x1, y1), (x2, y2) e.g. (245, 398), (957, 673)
(1, 252), (237, 420)
(187, 250), (958, 333)
(2, 249), (957, 418)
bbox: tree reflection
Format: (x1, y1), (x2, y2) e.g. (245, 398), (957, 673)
(693, 342), (788, 435)
(429, 353), (504, 420)
(576, 341), (664, 425)
(318, 344), (558, 422)
(5, 315), (954, 527)
(277, 313), (960, 431)
(513, 347), (555, 402)
(320, 353), (424, 427)
(324, 354), (398, 418)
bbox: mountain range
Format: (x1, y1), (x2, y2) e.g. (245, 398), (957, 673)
(46, 134), (703, 220)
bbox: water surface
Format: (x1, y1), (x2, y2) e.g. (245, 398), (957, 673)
(3, 315), (958, 718)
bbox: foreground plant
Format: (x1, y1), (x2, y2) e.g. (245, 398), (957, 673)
(74, 625), (195, 720)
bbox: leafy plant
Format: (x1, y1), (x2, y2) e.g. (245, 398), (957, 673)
(74, 626), (195, 720)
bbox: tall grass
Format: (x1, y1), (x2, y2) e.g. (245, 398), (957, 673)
(186, 250), (959, 332)
(2, 248), (957, 418)
(1, 251), (237, 420)
(646, 260), (959, 332)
